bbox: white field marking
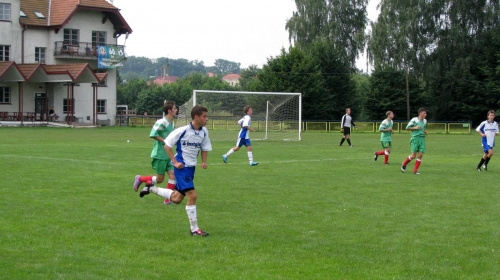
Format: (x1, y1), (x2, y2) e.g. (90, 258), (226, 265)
(0, 153), (484, 167)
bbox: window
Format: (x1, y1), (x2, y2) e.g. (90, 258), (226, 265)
(0, 45), (9, 61)
(33, 11), (45, 18)
(92, 31), (106, 46)
(63, 29), (79, 45)
(35, 47), (46, 63)
(0, 3), (10, 20)
(97, 99), (107, 113)
(0, 86), (10, 103)
(20, 10), (26, 17)
(63, 98), (75, 114)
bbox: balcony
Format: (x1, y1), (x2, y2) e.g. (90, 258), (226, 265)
(53, 41), (124, 60)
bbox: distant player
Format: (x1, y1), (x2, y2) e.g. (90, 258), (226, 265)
(339, 108), (357, 147)
(140, 105), (212, 236)
(133, 101), (177, 204)
(475, 110), (498, 172)
(374, 111), (394, 165)
(401, 108), (428, 174)
(222, 105), (259, 166)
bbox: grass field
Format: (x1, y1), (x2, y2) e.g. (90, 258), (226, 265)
(1, 126), (499, 279)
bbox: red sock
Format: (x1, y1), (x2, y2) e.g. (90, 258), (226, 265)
(403, 157), (411, 166)
(384, 154), (389, 164)
(414, 160), (421, 173)
(140, 175), (153, 183)
(376, 151), (385, 155)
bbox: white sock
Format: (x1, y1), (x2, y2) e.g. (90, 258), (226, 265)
(186, 205), (198, 232)
(248, 151), (253, 164)
(385, 150), (389, 155)
(152, 176), (157, 184)
(225, 149), (234, 157)
(151, 186), (173, 199)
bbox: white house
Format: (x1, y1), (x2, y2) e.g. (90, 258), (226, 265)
(0, 0), (132, 125)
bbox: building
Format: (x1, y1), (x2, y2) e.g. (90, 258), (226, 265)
(150, 75), (179, 86)
(0, 0), (131, 125)
(222, 73), (240, 86)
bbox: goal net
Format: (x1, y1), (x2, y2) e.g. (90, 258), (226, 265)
(177, 90), (302, 141)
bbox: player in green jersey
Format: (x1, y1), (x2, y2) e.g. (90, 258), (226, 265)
(133, 102), (178, 204)
(374, 111), (394, 165)
(401, 108), (428, 174)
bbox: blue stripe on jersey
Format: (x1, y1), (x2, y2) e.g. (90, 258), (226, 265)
(175, 129), (188, 165)
(239, 127), (248, 139)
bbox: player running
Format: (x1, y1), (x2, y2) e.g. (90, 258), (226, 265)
(374, 111), (394, 165)
(140, 105), (212, 236)
(222, 105), (259, 166)
(133, 101), (177, 204)
(401, 108), (428, 174)
(475, 110), (499, 171)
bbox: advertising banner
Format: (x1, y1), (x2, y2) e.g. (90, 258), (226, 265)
(97, 45), (125, 68)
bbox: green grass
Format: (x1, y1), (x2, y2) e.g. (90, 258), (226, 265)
(0, 126), (499, 279)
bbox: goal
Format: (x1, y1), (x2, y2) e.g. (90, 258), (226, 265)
(177, 90), (302, 141)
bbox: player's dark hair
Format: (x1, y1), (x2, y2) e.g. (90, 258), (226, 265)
(191, 105), (208, 119)
(163, 101), (175, 114)
(244, 106), (251, 114)
(487, 110), (495, 116)
(417, 108), (426, 114)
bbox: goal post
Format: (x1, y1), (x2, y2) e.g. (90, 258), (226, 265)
(178, 90), (302, 141)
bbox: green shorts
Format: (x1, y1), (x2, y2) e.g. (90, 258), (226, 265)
(410, 137), (426, 153)
(151, 158), (174, 175)
(381, 141), (392, 149)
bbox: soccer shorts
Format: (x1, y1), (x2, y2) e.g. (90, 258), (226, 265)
(151, 158), (174, 175)
(343, 127), (351, 136)
(381, 141), (392, 149)
(236, 138), (251, 147)
(483, 144), (493, 153)
(173, 166), (196, 196)
(410, 137), (426, 153)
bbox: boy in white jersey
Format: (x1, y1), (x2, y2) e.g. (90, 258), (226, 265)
(133, 102), (177, 204)
(476, 110), (499, 171)
(374, 111), (394, 165)
(401, 108), (428, 174)
(339, 108), (357, 147)
(222, 106), (259, 166)
(141, 105), (212, 236)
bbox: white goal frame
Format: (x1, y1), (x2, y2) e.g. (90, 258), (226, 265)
(191, 90), (302, 141)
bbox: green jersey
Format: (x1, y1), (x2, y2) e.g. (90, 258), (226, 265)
(406, 117), (427, 139)
(379, 119), (393, 142)
(149, 117), (175, 160)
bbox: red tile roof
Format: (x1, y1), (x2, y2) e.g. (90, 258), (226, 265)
(222, 74), (241, 80)
(20, 0), (132, 34)
(0, 62), (103, 83)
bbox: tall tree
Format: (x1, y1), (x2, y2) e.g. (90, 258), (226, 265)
(286, 0), (369, 68)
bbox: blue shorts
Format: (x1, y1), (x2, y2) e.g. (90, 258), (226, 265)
(173, 166), (195, 196)
(483, 144), (493, 153)
(236, 138), (251, 147)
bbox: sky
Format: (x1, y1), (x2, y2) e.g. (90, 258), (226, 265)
(114, 0), (380, 71)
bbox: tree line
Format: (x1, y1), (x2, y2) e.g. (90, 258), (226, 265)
(118, 0), (499, 126)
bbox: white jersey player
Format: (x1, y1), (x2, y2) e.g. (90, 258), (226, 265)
(222, 106), (259, 166)
(476, 110), (499, 171)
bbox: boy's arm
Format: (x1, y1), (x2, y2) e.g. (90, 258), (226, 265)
(200, 151), (208, 169)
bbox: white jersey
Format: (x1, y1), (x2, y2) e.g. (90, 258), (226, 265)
(476, 120), (499, 147)
(237, 115), (251, 139)
(165, 122), (212, 167)
(341, 114), (355, 128)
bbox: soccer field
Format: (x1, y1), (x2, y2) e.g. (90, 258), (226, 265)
(0, 127), (499, 279)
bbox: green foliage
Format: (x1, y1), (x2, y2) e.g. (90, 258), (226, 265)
(286, 0), (368, 68)
(2, 127), (500, 279)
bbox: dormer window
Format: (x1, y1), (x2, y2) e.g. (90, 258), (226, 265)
(20, 10), (27, 17)
(33, 11), (45, 18)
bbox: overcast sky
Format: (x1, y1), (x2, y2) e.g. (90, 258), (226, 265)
(114, 0), (380, 71)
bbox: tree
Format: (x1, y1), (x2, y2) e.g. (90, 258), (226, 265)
(214, 59), (241, 76)
(286, 0), (369, 68)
